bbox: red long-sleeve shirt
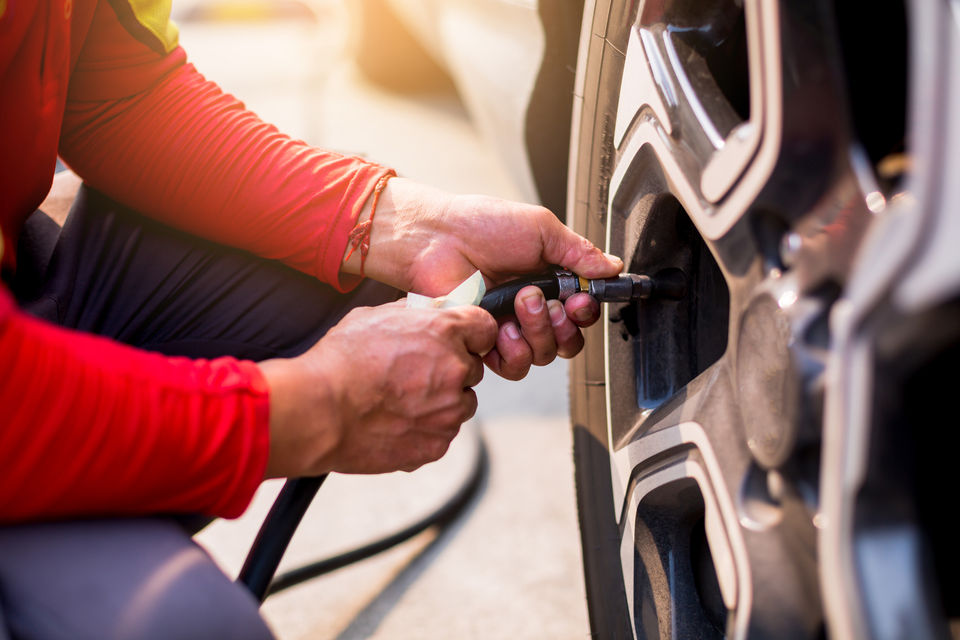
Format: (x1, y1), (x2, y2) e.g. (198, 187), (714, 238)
(0, 0), (392, 521)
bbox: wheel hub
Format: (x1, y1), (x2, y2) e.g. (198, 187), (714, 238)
(737, 294), (801, 469)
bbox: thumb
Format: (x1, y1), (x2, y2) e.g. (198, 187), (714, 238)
(541, 217), (623, 278)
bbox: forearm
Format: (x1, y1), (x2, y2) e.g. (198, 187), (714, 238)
(0, 287), (268, 522)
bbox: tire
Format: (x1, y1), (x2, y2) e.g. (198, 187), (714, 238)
(568, 0), (960, 638)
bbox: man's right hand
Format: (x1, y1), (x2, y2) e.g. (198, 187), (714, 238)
(258, 301), (498, 478)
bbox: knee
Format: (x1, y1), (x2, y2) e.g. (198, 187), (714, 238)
(0, 520), (274, 640)
(112, 544), (274, 640)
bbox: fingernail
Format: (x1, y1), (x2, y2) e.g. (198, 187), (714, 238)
(522, 291), (544, 314)
(573, 307), (593, 323)
(504, 322), (521, 341)
(547, 300), (566, 326)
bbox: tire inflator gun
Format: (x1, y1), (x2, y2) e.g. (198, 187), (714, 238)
(478, 267), (687, 317)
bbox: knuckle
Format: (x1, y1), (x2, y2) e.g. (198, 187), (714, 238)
(532, 204), (554, 220)
(469, 357), (485, 386)
(425, 438), (451, 463)
(445, 359), (470, 387)
(502, 365), (529, 381)
(462, 388), (478, 415)
(428, 313), (455, 338)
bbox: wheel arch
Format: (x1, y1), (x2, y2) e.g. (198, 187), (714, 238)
(524, 0), (587, 218)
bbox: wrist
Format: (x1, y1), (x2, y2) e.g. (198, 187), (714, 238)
(339, 176), (442, 291)
(340, 173), (401, 282)
(259, 356), (342, 478)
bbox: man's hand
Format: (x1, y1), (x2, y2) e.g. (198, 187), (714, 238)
(341, 177), (623, 379)
(259, 301), (498, 478)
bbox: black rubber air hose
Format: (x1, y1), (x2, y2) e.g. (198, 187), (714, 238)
(238, 474), (328, 601)
(238, 431), (489, 603)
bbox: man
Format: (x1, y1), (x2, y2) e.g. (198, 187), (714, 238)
(0, 1), (622, 638)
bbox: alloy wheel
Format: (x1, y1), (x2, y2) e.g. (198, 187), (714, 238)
(566, 0), (956, 637)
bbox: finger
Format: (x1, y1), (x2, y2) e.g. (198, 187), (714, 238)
(515, 286), (557, 366)
(463, 354), (485, 388)
(446, 305), (499, 356)
(538, 214), (623, 279)
(436, 353), (484, 398)
(461, 387), (479, 422)
(484, 321), (532, 380)
(398, 434), (456, 472)
(548, 299), (586, 359)
(419, 389), (478, 433)
(563, 292), (601, 327)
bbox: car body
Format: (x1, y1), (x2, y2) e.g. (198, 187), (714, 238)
(347, 0), (582, 216)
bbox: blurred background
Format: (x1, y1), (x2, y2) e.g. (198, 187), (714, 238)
(175, 1), (590, 638)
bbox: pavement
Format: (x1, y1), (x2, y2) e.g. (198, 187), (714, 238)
(178, 3), (591, 638)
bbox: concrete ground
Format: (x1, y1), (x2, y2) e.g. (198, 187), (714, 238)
(178, 3), (591, 638)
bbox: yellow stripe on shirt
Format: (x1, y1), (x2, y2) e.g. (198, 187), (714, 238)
(108, 0), (179, 54)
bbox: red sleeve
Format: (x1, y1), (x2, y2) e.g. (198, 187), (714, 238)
(0, 286), (270, 522)
(60, 0), (394, 291)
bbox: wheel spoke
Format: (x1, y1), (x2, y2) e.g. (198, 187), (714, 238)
(606, 355), (735, 513)
(609, 0), (783, 240)
(602, 350), (753, 638)
(613, 26), (675, 147)
(613, 419), (751, 639)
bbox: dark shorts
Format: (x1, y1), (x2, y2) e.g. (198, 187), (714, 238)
(0, 186), (394, 640)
